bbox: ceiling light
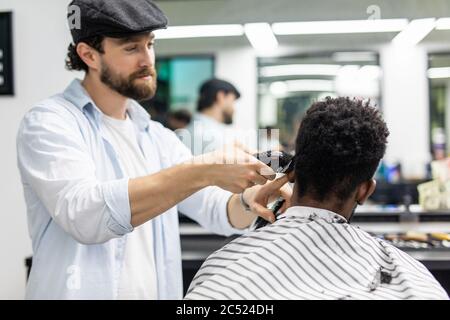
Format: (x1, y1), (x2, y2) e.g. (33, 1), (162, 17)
(435, 18), (450, 30)
(269, 81), (288, 95)
(260, 64), (341, 77)
(244, 23), (278, 54)
(285, 79), (334, 92)
(392, 18), (436, 45)
(332, 51), (377, 62)
(154, 24), (244, 39)
(272, 19), (408, 35)
(428, 67), (450, 78)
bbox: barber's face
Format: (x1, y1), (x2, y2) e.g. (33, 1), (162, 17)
(221, 93), (237, 125)
(99, 33), (157, 101)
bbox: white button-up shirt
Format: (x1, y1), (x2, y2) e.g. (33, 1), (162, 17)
(17, 79), (244, 300)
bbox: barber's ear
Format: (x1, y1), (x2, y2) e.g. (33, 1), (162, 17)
(216, 91), (226, 104)
(76, 42), (101, 72)
(356, 179), (376, 205)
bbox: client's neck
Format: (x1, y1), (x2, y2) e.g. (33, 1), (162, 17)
(291, 185), (355, 221)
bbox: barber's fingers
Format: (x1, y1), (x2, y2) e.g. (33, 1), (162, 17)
(264, 175), (292, 213)
(251, 202), (276, 223)
(279, 188), (292, 212)
(268, 183), (291, 201)
(279, 179), (292, 197)
(249, 171), (268, 185)
(265, 174), (290, 190)
(233, 150), (276, 180)
(250, 161), (276, 181)
(206, 147), (276, 183)
(233, 141), (258, 155)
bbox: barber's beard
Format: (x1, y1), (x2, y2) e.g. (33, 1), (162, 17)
(223, 111), (233, 125)
(100, 61), (157, 101)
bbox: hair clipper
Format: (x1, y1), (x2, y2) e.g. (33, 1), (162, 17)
(250, 150), (295, 230)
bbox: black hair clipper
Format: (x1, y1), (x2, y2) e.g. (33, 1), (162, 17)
(253, 150), (295, 174)
(251, 197), (286, 230)
(250, 150), (295, 230)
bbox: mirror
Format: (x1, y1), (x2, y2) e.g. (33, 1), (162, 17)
(257, 51), (381, 151)
(429, 52), (450, 160)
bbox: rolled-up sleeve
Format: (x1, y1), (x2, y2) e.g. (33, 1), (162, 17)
(17, 106), (133, 244)
(178, 186), (246, 237)
(103, 178), (133, 237)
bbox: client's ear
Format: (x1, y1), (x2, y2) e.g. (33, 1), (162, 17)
(355, 179), (377, 205)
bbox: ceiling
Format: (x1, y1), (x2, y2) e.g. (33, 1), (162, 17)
(155, 0), (450, 23)
(154, 0), (450, 54)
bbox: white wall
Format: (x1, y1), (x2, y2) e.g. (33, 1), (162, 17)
(215, 48), (258, 148)
(0, 0), (75, 299)
(381, 44), (431, 178)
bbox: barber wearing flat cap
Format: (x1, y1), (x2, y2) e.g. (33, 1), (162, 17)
(16, 0), (291, 299)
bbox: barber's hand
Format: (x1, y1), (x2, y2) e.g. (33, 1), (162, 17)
(192, 146), (276, 194)
(231, 140), (259, 155)
(242, 174), (293, 223)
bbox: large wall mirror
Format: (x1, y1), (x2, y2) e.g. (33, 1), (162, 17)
(141, 55), (215, 126)
(429, 52), (450, 160)
(257, 51), (381, 152)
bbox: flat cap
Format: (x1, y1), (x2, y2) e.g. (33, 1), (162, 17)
(68, 0), (168, 43)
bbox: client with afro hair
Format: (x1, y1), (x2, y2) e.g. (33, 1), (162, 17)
(185, 97), (448, 300)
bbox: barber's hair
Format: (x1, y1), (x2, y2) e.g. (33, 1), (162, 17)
(294, 97), (389, 201)
(197, 78), (241, 112)
(65, 35), (105, 72)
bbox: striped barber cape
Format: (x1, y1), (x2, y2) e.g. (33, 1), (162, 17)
(185, 206), (449, 300)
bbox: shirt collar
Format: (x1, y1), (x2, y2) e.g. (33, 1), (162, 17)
(127, 100), (151, 132)
(278, 206), (348, 224)
(63, 78), (93, 111)
(63, 79), (151, 131)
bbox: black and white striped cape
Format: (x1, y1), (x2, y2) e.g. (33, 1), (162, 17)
(185, 206), (449, 300)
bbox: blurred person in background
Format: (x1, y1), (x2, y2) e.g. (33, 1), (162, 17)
(183, 78), (242, 155)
